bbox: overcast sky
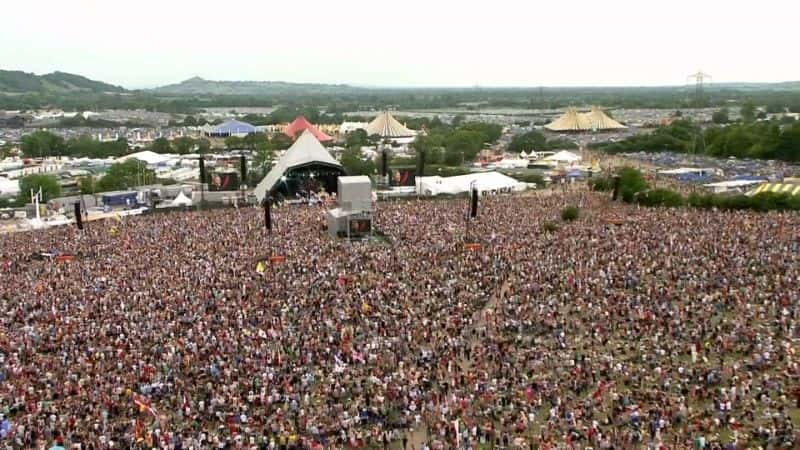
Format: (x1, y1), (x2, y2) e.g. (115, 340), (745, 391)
(1, 0), (797, 89)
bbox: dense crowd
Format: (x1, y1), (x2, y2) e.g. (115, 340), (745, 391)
(0, 190), (798, 449)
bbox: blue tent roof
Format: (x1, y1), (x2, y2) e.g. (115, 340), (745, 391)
(211, 119), (256, 135)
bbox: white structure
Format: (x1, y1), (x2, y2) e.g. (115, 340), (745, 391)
(327, 176), (374, 239)
(170, 191), (193, 207)
(416, 172), (526, 197)
(0, 178), (20, 198)
(339, 122), (369, 134)
(118, 151), (173, 166)
(543, 151), (582, 165)
(703, 180), (764, 194)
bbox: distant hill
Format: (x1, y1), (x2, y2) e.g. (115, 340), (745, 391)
(0, 70), (126, 94)
(151, 76), (364, 96)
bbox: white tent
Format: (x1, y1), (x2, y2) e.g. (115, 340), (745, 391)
(416, 171), (526, 197)
(170, 191), (193, 206)
(519, 151), (528, 158)
(0, 178), (20, 198)
(118, 150), (173, 165)
(543, 151), (581, 164)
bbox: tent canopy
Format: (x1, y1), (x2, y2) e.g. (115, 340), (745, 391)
(208, 119), (256, 136)
(545, 106), (627, 132)
(416, 171), (526, 196)
(118, 151), (172, 165)
(543, 150), (582, 163)
(366, 111), (415, 138)
(284, 116), (333, 142)
(170, 191), (193, 206)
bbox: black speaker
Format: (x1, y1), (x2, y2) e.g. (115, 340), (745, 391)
(198, 156), (206, 185)
(612, 175), (621, 201)
(381, 148), (388, 178)
(240, 155), (247, 185)
(264, 198), (272, 232)
(74, 202), (83, 230)
(470, 188), (478, 219)
(417, 149), (426, 178)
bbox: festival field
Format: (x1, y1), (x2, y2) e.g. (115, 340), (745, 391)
(0, 191), (797, 449)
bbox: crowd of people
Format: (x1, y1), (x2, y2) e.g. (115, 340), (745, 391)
(0, 189), (798, 449)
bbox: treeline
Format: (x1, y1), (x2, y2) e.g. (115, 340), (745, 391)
(335, 120), (503, 176)
(21, 131), (130, 158)
(592, 119), (800, 162)
(591, 167), (800, 212)
(411, 122), (503, 166)
(507, 130), (578, 153)
(5, 85), (800, 114)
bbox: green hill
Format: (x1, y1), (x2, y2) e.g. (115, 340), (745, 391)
(0, 70), (125, 94)
(151, 76), (362, 96)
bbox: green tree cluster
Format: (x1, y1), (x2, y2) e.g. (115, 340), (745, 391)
(592, 119), (800, 162)
(17, 174), (61, 204)
(96, 160), (156, 192)
(507, 130), (579, 153)
(21, 131), (132, 158)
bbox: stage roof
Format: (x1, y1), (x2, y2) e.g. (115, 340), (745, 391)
(253, 130), (342, 202)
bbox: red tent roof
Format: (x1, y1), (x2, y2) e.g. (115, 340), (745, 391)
(284, 116), (333, 142)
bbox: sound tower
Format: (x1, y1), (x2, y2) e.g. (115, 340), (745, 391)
(198, 156), (206, 185)
(263, 198), (272, 232)
(381, 148), (388, 178)
(417, 149), (425, 179)
(612, 175), (621, 201)
(470, 187), (478, 219)
(74, 202), (83, 230)
(239, 155), (247, 186)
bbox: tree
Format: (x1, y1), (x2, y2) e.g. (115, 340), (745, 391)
(21, 131), (66, 158)
(196, 138), (211, 154)
(740, 102), (756, 123)
(97, 160), (155, 192)
(78, 176), (97, 195)
(345, 129), (369, 149)
(171, 137), (194, 154)
(712, 108), (729, 124)
(617, 167), (649, 203)
(224, 136), (244, 150)
(183, 116), (197, 126)
(151, 137), (172, 154)
(508, 130), (546, 153)
(340, 148), (376, 176)
(18, 174), (61, 203)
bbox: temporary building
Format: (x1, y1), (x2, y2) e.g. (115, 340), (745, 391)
(543, 151), (582, 164)
(545, 106), (627, 132)
(206, 119), (257, 137)
(117, 151), (173, 166)
(365, 111), (415, 138)
(284, 116), (333, 142)
(747, 183), (800, 196)
(170, 191), (193, 207)
(704, 179), (764, 194)
(416, 171), (526, 197)
(253, 130), (344, 202)
(0, 178), (19, 198)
